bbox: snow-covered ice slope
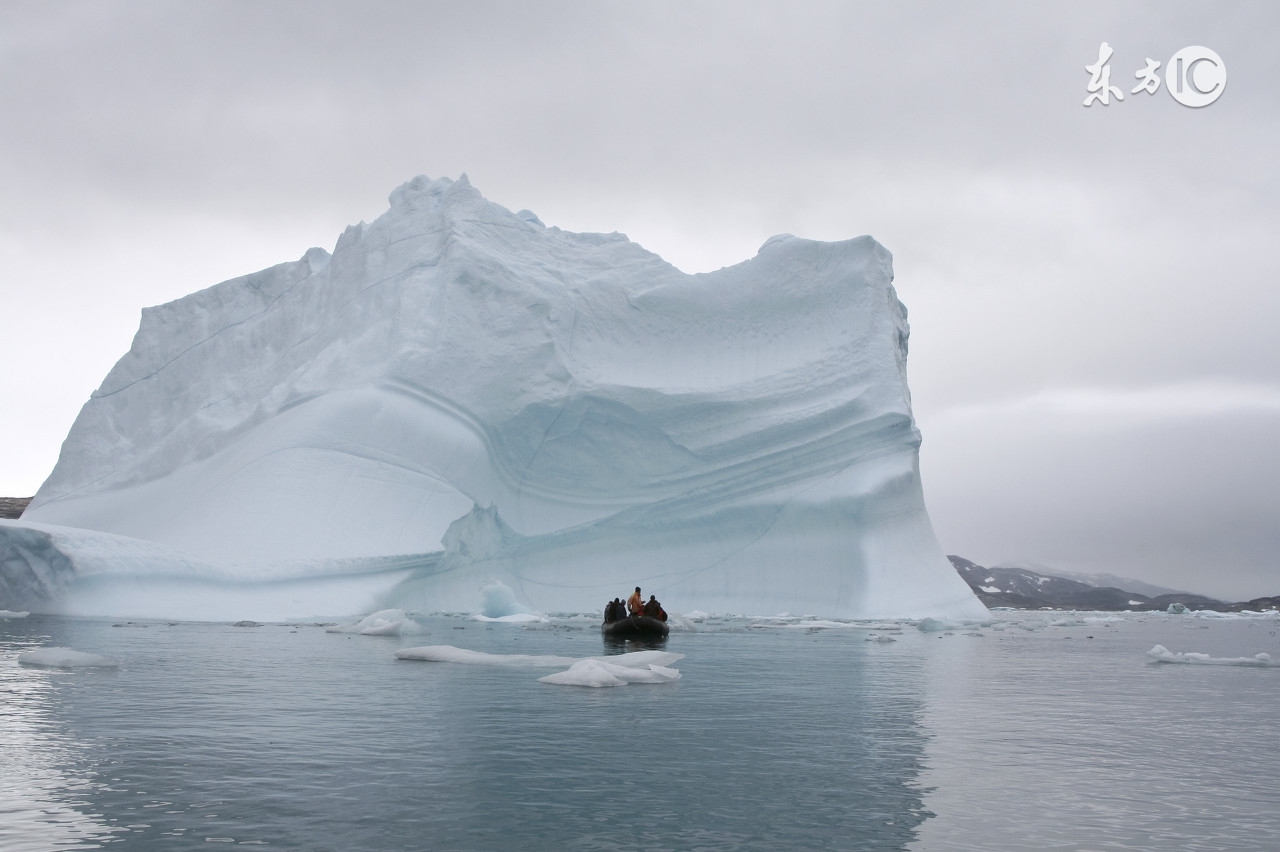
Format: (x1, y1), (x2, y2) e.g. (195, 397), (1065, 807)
(4, 175), (985, 620)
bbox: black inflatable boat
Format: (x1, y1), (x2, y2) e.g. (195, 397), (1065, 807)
(601, 614), (670, 638)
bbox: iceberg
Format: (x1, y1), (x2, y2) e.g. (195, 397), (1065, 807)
(2, 175), (984, 621)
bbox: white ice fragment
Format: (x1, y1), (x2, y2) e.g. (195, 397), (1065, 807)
(537, 659), (681, 687)
(537, 660), (627, 687)
(1146, 645), (1278, 666)
(0, 610), (30, 618)
(326, 609), (424, 636)
(17, 647), (120, 668)
(470, 613), (548, 624)
(394, 645), (580, 667)
(918, 618), (964, 633)
(478, 578), (531, 618)
(396, 645), (684, 688)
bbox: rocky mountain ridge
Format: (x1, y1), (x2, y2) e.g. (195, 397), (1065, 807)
(950, 555), (1278, 613)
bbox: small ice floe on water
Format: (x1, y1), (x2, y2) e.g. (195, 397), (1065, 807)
(658, 612), (697, 632)
(1167, 602), (1189, 614)
(537, 658), (680, 688)
(777, 619), (861, 630)
(1, 609), (30, 619)
(396, 645), (579, 666)
(396, 645), (683, 687)
(326, 608), (424, 636)
(478, 578), (532, 618)
(471, 612), (548, 624)
(917, 618), (963, 633)
(1147, 645), (1278, 667)
(17, 647), (120, 668)
(865, 634), (897, 643)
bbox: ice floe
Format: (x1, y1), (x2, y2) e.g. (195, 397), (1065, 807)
(325, 608), (424, 636)
(396, 645), (683, 687)
(1147, 645), (1278, 667)
(17, 647), (120, 668)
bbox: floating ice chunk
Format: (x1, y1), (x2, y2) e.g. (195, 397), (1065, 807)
(537, 659), (682, 687)
(918, 618), (964, 633)
(470, 613), (548, 624)
(478, 578), (531, 618)
(326, 608), (424, 635)
(395, 645), (580, 667)
(1147, 645), (1277, 666)
(1167, 602), (1189, 614)
(537, 660), (627, 687)
(0, 609), (30, 618)
(395, 645), (684, 686)
(17, 647), (120, 668)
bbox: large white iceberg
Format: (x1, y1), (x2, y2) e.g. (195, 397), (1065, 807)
(1, 175), (985, 621)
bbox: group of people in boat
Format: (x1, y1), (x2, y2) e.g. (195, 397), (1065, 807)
(603, 586), (667, 623)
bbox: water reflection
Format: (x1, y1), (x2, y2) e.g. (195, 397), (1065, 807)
(0, 617), (120, 851)
(6, 614), (936, 850)
(601, 632), (669, 654)
(431, 624), (934, 850)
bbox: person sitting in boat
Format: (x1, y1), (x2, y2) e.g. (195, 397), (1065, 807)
(644, 595), (668, 622)
(627, 587), (644, 617)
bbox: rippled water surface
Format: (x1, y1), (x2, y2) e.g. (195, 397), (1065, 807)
(2, 610), (1278, 850)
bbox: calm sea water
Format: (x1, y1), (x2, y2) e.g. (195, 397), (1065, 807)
(2, 610), (1278, 851)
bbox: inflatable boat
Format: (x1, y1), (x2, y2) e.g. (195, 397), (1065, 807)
(601, 614), (670, 639)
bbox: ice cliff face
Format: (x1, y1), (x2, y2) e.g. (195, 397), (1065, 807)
(3, 175), (986, 621)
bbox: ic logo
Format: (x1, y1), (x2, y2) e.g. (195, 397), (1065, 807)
(1165, 46), (1226, 108)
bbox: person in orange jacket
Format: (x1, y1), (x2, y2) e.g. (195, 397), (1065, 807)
(627, 586), (644, 617)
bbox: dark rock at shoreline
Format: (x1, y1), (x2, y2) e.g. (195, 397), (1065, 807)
(0, 497), (32, 520)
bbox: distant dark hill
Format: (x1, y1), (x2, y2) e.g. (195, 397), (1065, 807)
(949, 555), (1241, 612)
(0, 497), (31, 519)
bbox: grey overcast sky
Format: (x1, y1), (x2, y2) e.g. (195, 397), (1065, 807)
(2, 1), (1277, 600)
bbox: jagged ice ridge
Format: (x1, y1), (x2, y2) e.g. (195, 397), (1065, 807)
(0, 175), (985, 621)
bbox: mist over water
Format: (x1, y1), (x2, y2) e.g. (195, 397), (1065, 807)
(2, 610), (1278, 850)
